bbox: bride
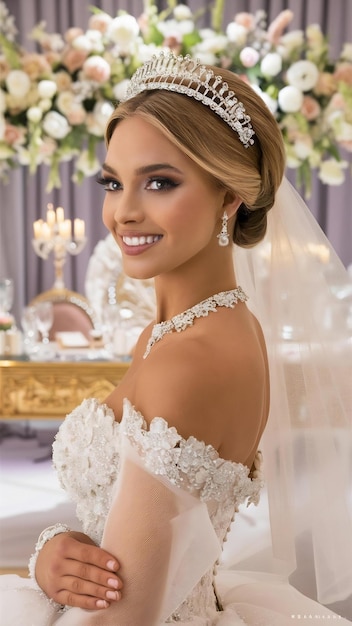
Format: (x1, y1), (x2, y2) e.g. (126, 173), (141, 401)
(1, 53), (351, 624)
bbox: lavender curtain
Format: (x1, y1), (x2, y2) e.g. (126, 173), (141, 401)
(1, 0), (351, 324)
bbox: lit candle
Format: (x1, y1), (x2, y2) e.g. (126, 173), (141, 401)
(33, 219), (44, 239)
(46, 206), (56, 227)
(41, 222), (52, 240)
(56, 207), (65, 223)
(59, 219), (72, 240)
(74, 218), (85, 240)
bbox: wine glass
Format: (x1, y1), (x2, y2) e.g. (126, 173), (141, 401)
(33, 301), (54, 358)
(0, 278), (14, 314)
(21, 306), (39, 354)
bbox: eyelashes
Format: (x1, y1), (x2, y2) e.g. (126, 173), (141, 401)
(96, 175), (180, 192)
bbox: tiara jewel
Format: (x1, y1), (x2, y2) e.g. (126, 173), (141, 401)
(122, 52), (255, 148)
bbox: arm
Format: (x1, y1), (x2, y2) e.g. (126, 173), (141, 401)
(54, 438), (219, 626)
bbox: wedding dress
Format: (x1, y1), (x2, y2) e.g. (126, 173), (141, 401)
(0, 396), (350, 625)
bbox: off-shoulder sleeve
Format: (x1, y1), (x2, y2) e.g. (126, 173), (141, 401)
(54, 435), (220, 626)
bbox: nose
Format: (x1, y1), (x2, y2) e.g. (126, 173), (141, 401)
(103, 188), (144, 229)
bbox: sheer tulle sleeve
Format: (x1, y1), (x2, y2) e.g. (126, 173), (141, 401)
(54, 436), (220, 626)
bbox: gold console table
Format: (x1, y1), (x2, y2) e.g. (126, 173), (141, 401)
(0, 359), (129, 420)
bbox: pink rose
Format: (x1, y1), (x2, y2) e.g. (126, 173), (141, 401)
(329, 93), (346, 110)
(162, 37), (182, 55)
(82, 56), (111, 83)
(65, 28), (84, 44)
(67, 105), (87, 125)
(334, 62), (352, 86)
(4, 124), (26, 146)
(300, 95), (321, 120)
(234, 12), (255, 30)
(62, 48), (89, 73)
(239, 46), (259, 68)
(88, 14), (112, 34)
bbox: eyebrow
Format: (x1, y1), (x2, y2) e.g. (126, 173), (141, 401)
(101, 162), (183, 176)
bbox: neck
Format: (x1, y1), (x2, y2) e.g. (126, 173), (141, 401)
(153, 250), (237, 322)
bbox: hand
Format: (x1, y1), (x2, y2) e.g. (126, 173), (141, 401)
(35, 531), (123, 610)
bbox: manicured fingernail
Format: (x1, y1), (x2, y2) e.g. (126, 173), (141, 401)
(108, 578), (118, 589)
(107, 559), (117, 570)
(106, 590), (120, 601)
(96, 599), (109, 609)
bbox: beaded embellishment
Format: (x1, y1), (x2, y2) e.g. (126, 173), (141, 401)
(122, 52), (255, 148)
(143, 287), (248, 358)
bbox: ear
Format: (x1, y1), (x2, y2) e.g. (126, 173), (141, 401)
(222, 190), (242, 220)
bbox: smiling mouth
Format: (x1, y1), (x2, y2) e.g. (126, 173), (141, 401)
(122, 235), (162, 246)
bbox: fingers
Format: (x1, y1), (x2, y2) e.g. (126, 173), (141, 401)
(64, 532), (120, 573)
(54, 576), (122, 610)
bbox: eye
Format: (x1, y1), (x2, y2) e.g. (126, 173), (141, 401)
(146, 177), (179, 191)
(96, 176), (121, 191)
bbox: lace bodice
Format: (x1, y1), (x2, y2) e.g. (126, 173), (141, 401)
(53, 398), (263, 622)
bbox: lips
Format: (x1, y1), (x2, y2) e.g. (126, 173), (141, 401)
(122, 235), (162, 246)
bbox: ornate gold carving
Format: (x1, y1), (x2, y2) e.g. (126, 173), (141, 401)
(0, 361), (129, 419)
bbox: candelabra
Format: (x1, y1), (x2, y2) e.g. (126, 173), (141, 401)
(32, 204), (86, 289)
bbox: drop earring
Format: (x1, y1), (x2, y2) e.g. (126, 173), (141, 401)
(217, 211), (230, 247)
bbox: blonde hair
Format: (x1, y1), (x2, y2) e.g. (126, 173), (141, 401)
(106, 67), (286, 248)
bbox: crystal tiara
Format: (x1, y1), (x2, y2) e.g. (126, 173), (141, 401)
(122, 52), (255, 148)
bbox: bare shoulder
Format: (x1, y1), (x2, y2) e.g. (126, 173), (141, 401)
(132, 305), (269, 466)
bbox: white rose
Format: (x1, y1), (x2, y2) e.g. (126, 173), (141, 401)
(136, 43), (169, 64)
(260, 52), (282, 77)
(194, 34), (228, 54)
(0, 90), (5, 113)
(42, 111), (71, 139)
(38, 80), (57, 99)
(239, 46), (260, 68)
(294, 136), (313, 159)
(93, 100), (115, 126)
(318, 159), (348, 185)
(287, 60), (319, 92)
(226, 22), (247, 46)
(253, 87), (278, 114)
(113, 79), (131, 101)
(5, 70), (31, 98)
(107, 15), (139, 51)
(72, 35), (93, 52)
(174, 4), (192, 21)
(56, 91), (75, 116)
(85, 29), (104, 53)
(75, 149), (101, 176)
(39, 98), (52, 112)
(278, 85), (303, 112)
(27, 106), (43, 123)
(341, 43), (352, 62)
(190, 50), (217, 66)
(278, 30), (304, 56)
(157, 18), (194, 39)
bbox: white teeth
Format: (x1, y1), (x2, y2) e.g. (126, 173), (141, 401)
(123, 235), (161, 246)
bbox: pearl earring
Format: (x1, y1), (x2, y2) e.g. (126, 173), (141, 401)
(217, 212), (230, 247)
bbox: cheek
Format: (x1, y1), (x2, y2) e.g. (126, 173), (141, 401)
(102, 197), (113, 230)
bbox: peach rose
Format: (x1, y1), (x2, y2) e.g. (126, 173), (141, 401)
(234, 12), (255, 30)
(82, 56), (111, 83)
(55, 70), (72, 92)
(334, 62), (352, 86)
(88, 13), (112, 34)
(65, 28), (84, 45)
(67, 104), (87, 126)
(62, 48), (89, 73)
(329, 92), (346, 111)
(314, 72), (337, 96)
(44, 51), (61, 67)
(21, 53), (50, 80)
(4, 124), (26, 146)
(300, 95), (321, 120)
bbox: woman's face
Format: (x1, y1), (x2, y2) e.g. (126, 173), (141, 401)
(101, 115), (229, 280)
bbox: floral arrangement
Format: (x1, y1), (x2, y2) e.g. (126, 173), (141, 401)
(0, 0), (351, 195)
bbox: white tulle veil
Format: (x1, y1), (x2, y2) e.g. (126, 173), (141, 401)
(234, 177), (352, 605)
